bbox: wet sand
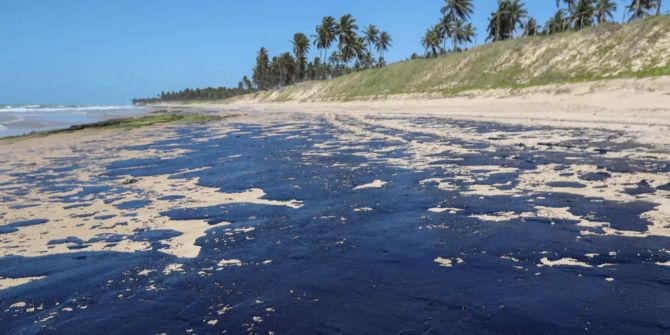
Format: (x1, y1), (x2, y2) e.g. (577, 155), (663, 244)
(1, 80), (670, 333)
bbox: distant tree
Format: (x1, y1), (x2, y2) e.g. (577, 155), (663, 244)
(507, 0), (528, 38)
(337, 14), (359, 65)
(545, 9), (570, 34)
(450, 18), (476, 51)
(239, 76), (253, 90)
(353, 37), (368, 67)
(328, 51), (341, 76)
(572, 0), (595, 30)
(313, 16), (338, 62)
(595, 0), (617, 24)
(363, 25), (380, 56)
(627, 0), (655, 21)
(276, 52), (296, 87)
(292, 33), (310, 81)
(441, 0), (474, 21)
(440, 0), (474, 52)
(487, 0), (522, 42)
(522, 17), (540, 36)
(556, 0), (577, 14)
(375, 31), (392, 67)
(252, 47), (271, 90)
(421, 25), (443, 57)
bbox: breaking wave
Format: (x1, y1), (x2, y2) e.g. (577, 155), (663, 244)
(0, 105), (140, 113)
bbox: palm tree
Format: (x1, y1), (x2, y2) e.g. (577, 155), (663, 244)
(252, 47), (271, 89)
(522, 17), (540, 36)
(421, 25), (443, 57)
(375, 31), (392, 66)
(292, 33), (310, 81)
(276, 52), (296, 87)
(487, 0), (524, 42)
(572, 0), (595, 30)
(507, 0), (528, 38)
(462, 23), (477, 49)
(595, 0), (617, 24)
(657, 0), (663, 15)
(440, 0), (474, 52)
(313, 16), (337, 62)
(556, 0), (577, 13)
(627, 0), (655, 21)
(439, 14), (453, 51)
(450, 19), (476, 51)
(545, 9), (570, 34)
(337, 14), (359, 65)
(328, 51), (341, 76)
(353, 37), (367, 67)
(487, 2), (508, 42)
(441, 0), (474, 21)
(363, 25), (380, 56)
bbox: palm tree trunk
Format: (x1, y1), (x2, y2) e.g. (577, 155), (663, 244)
(510, 18), (514, 39)
(496, 14), (501, 41)
(658, 0), (663, 16)
(635, 0), (642, 20)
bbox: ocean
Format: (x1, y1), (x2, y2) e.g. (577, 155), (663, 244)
(0, 104), (146, 138)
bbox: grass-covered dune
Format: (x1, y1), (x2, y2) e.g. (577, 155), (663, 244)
(232, 15), (670, 103)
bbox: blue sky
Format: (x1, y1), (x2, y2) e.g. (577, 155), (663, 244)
(0, 0), (665, 105)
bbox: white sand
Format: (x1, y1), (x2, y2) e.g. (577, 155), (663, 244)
(202, 76), (670, 149)
(0, 276), (46, 290)
(538, 257), (593, 268)
(353, 179), (387, 190)
(3, 77), (670, 265)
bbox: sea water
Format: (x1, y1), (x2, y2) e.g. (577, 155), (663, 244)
(0, 104), (146, 138)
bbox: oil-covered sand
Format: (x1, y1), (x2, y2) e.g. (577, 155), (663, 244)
(1, 108), (670, 334)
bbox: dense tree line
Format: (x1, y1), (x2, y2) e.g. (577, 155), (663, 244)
(251, 14), (392, 90)
(131, 87), (253, 104)
(134, 1), (666, 103)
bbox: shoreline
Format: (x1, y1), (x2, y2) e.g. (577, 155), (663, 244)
(151, 76), (670, 149)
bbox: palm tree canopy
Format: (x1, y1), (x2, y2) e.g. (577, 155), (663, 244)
(595, 0), (617, 24)
(313, 17), (336, 51)
(421, 25), (444, 57)
(487, 0), (525, 42)
(522, 17), (540, 36)
(572, 0), (595, 29)
(364, 25), (380, 47)
(292, 33), (310, 58)
(545, 8), (570, 34)
(627, 0), (656, 21)
(441, 0), (474, 21)
(507, 0), (529, 36)
(338, 14), (359, 63)
(376, 31), (392, 54)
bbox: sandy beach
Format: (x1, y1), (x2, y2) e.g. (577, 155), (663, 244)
(201, 76), (670, 147)
(2, 78), (670, 333)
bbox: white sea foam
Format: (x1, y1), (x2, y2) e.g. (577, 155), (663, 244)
(0, 105), (140, 113)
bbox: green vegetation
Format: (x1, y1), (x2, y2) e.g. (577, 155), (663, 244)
(233, 14), (670, 102)
(134, 13), (392, 104)
(249, 13), (392, 90)
(1, 113), (228, 142)
(132, 87), (252, 105)
(134, 0), (668, 105)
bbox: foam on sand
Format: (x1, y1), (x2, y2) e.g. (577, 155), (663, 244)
(538, 257), (592, 268)
(353, 179), (387, 190)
